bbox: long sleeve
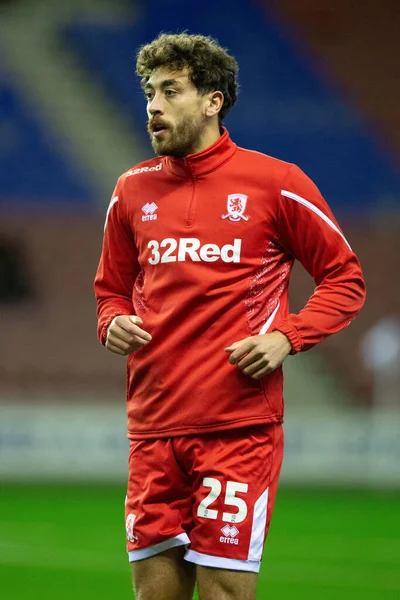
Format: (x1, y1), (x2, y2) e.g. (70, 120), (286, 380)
(272, 165), (366, 353)
(94, 177), (140, 345)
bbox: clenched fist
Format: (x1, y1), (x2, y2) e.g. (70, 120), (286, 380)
(225, 331), (292, 379)
(106, 315), (152, 356)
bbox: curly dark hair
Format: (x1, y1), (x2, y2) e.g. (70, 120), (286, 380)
(136, 33), (239, 122)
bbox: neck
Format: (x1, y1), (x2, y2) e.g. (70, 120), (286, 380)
(192, 121), (222, 155)
(164, 127), (235, 178)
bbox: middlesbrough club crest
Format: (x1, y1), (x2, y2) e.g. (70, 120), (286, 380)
(222, 194), (249, 222)
(125, 513), (139, 543)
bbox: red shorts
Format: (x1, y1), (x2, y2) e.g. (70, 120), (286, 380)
(125, 423), (283, 573)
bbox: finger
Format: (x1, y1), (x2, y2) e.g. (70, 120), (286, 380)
(224, 341), (242, 352)
(237, 349), (264, 369)
(112, 323), (152, 342)
(106, 336), (132, 354)
(129, 315), (143, 326)
(108, 325), (135, 345)
(117, 316), (151, 340)
(130, 326), (152, 342)
(108, 337), (148, 354)
(130, 335), (150, 349)
(227, 339), (255, 364)
(242, 358), (268, 376)
(251, 364), (275, 380)
(106, 341), (129, 356)
(113, 314), (143, 328)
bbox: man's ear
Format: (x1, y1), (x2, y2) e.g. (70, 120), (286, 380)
(205, 91), (224, 118)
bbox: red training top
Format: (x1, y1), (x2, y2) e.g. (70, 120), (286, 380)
(95, 128), (366, 439)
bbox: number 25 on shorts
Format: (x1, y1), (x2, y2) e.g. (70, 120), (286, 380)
(197, 477), (248, 523)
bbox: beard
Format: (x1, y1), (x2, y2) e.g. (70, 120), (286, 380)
(148, 112), (206, 158)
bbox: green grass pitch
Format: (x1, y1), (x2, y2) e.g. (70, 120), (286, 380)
(1, 484), (399, 599)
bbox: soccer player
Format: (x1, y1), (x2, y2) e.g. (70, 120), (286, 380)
(94, 33), (365, 600)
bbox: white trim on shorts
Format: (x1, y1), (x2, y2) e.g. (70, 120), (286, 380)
(128, 532), (190, 562)
(184, 549), (261, 573)
(248, 486), (269, 560)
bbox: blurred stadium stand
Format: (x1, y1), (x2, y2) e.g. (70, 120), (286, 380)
(0, 1), (399, 482)
(64, 0), (400, 213)
(0, 71), (92, 204)
(267, 0), (400, 160)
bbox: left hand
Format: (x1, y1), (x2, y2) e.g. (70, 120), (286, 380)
(224, 331), (292, 380)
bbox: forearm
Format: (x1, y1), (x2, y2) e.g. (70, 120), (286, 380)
(274, 259), (366, 353)
(94, 182), (139, 346)
(96, 294), (134, 345)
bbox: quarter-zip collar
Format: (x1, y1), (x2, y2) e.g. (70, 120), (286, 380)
(164, 127), (237, 179)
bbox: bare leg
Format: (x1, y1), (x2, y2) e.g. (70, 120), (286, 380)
(131, 546), (196, 600)
(196, 565), (257, 600)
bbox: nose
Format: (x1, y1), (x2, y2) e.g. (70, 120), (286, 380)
(148, 93), (164, 116)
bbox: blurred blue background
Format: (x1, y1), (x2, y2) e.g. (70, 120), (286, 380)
(0, 1), (399, 598)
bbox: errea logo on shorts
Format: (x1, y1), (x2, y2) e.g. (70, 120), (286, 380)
(127, 163), (162, 176)
(220, 525), (239, 545)
(147, 238), (241, 264)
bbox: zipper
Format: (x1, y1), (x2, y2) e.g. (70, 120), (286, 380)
(184, 159), (196, 228)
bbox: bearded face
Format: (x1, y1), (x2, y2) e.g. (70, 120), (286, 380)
(147, 109), (207, 158)
(144, 67), (210, 158)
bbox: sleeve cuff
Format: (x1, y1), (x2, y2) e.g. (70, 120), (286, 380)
(99, 311), (130, 346)
(272, 320), (303, 355)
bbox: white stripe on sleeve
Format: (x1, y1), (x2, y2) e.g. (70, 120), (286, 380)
(281, 190), (352, 250)
(104, 196), (119, 231)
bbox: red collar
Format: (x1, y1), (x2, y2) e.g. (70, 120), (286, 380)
(163, 128), (237, 178)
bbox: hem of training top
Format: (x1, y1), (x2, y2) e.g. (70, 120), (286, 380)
(184, 549), (261, 573)
(128, 532), (190, 562)
(127, 415), (283, 440)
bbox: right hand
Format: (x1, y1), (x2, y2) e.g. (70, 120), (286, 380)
(106, 315), (152, 356)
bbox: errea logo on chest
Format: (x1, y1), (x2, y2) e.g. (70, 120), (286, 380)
(147, 238), (242, 264)
(142, 202), (158, 221)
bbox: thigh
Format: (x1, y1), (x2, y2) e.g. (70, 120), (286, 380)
(182, 423), (284, 573)
(132, 546), (196, 600)
(125, 438), (193, 562)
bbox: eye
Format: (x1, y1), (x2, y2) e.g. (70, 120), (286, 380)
(165, 89), (177, 97)
(145, 91), (154, 101)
